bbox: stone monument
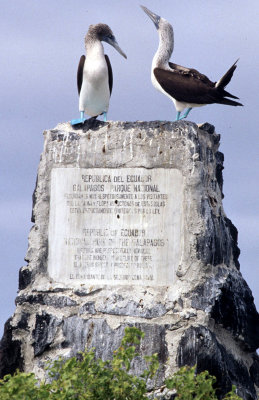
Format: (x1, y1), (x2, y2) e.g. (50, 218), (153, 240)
(0, 120), (258, 399)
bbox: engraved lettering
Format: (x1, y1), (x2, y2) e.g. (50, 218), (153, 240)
(48, 168), (183, 286)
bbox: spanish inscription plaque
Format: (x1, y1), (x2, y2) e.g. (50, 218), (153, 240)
(48, 168), (183, 286)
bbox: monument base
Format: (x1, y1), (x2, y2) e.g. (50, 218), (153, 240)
(0, 120), (258, 400)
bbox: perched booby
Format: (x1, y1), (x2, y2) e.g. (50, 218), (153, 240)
(71, 24), (127, 126)
(141, 6), (243, 121)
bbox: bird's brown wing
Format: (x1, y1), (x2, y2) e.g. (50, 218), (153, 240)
(154, 67), (217, 104)
(77, 55), (85, 95)
(105, 55), (113, 95)
(168, 62), (214, 86)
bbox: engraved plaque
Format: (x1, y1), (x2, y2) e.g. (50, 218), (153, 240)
(48, 168), (183, 286)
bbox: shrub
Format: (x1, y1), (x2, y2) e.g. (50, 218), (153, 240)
(0, 327), (242, 399)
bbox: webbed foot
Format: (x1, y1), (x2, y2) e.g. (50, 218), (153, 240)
(70, 118), (87, 126)
(70, 111), (86, 126)
(174, 108), (193, 121)
(178, 108), (192, 120)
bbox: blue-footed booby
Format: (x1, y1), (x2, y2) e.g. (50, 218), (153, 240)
(141, 6), (243, 121)
(71, 24), (127, 126)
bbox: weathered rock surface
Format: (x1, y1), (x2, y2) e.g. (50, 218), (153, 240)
(0, 120), (258, 399)
(178, 326), (257, 400)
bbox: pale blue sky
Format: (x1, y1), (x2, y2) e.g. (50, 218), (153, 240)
(0, 0), (258, 336)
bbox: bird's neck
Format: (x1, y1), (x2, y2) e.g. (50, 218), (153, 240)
(85, 40), (105, 58)
(152, 25), (174, 69)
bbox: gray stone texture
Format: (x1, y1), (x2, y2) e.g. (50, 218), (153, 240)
(0, 120), (258, 399)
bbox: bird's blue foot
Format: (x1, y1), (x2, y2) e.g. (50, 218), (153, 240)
(70, 117), (86, 125)
(178, 108), (192, 120)
(174, 111), (181, 121)
(174, 108), (193, 121)
(70, 111), (86, 126)
(103, 112), (107, 122)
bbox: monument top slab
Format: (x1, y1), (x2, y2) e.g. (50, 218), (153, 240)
(24, 120), (229, 293)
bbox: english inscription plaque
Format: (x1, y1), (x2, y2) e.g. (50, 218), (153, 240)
(48, 168), (183, 286)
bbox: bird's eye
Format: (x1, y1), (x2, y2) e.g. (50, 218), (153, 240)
(103, 33), (114, 42)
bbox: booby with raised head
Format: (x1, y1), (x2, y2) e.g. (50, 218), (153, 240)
(71, 24), (127, 126)
(141, 5), (242, 121)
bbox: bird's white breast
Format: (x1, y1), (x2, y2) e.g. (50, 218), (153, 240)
(151, 65), (181, 108)
(79, 45), (110, 117)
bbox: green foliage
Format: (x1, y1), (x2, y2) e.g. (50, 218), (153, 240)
(0, 372), (49, 400)
(165, 365), (242, 400)
(166, 365), (217, 399)
(223, 386), (244, 400)
(0, 327), (243, 400)
(0, 327), (157, 400)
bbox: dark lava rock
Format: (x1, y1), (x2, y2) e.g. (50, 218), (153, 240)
(197, 200), (240, 268)
(224, 217), (240, 269)
(74, 288), (102, 297)
(32, 312), (61, 356)
(97, 296), (167, 319)
(0, 318), (23, 378)
(62, 317), (168, 362)
(16, 294), (77, 308)
(191, 278), (218, 311)
(19, 266), (33, 290)
(215, 151), (224, 197)
(211, 274), (259, 352)
(199, 122), (215, 135)
(62, 317), (168, 386)
(16, 293), (45, 306)
(177, 325), (257, 400)
(17, 312), (30, 330)
(250, 355), (259, 388)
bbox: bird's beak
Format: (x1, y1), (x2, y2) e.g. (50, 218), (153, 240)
(104, 37), (127, 59)
(141, 5), (160, 29)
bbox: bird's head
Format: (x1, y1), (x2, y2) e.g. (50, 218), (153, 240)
(141, 5), (174, 42)
(86, 23), (127, 59)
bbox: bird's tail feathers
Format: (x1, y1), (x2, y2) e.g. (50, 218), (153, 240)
(216, 59), (239, 89)
(222, 89), (239, 100)
(217, 97), (243, 107)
